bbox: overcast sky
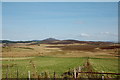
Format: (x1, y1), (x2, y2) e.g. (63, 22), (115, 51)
(2, 2), (118, 41)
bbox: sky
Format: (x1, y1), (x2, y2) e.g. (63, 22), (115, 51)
(0, 2), (2, 41)
(1, 0), (120, 2)
(2, 2), (118, 41)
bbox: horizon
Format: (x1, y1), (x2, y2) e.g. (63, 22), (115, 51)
(0, 38), (118, 42)
(2, 2), (118, 41)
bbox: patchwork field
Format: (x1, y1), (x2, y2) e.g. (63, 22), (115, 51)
(2, 43), (119, 58)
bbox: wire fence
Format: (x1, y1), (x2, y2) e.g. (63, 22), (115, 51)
(2, 64), (120, 80)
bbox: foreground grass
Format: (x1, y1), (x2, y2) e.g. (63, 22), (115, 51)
(2, 56), (119, 78)
(2, 56), (86, 78)
(89, 57), (119, 73)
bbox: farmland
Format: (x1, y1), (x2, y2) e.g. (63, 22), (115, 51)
(1, 39), (120, 79)
(2, 57), (86, 78)
(1, 56), (119, 78)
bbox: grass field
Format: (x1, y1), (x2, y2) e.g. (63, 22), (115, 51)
(89, 57), (119, 73)
(1, 43), (120, 78)
(2, 56), (86, 78)
(2, 43), (118, 58)
(2, 56), (119, 78)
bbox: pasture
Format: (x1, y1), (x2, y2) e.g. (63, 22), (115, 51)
(2, 56), (86, 78)
(1, 42), (120, 78)
(2, 56), (119, 78)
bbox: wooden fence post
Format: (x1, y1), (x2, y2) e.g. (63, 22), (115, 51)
(102, 75), (104, 80)
(78, 66), (81, 77)
(38, 74), (41, 80)
(53, 71), (56, 80)
(74, 68), (76, 79)
(78, 66), (81, 72)
(102, 71), (104, 80)
(28, 71), (30, 80)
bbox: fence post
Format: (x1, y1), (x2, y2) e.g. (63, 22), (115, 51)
(28, 71), (30, 80)
(38, 74), (41, 80)
(74, 68), (76, 79)
(102, 71), (104, 80)
(78, 66), (81, 77)
(78, 66), (81, 72)
(53, 71), (56, 80)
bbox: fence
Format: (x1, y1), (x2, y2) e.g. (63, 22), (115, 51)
(2, 66), (120, 80)
(2, 59), (120, 80)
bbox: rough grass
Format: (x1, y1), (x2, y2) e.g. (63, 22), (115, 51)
(89, 57), (119, 73)
(46, 45), (97, 52)
(2, 56), (86, 78)
(2, 44), (118, 58)
(2, 56), (119, 78)
(2, 43), (119, 78)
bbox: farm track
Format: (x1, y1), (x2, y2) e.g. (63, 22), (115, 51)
(0, 57), (35, 61)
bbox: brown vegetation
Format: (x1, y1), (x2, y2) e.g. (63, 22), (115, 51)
(1, 41), (119, 58)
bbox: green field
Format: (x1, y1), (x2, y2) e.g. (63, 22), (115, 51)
(2, 56), (119, 78)
(2, 56), (86, 78)
(90, 57), (119, 73)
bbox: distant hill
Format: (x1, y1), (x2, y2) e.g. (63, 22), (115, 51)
(0, 40), (15, 43)
(32, 40), (41, 42)
(27, 38), (60, 45)
(39, 39), (113, 45)
(1, 40), (38, 43)
(0, 38), (114, 46)
(39, 38), (60, 44)
(46, 39), (80, 44)
(42, 38), (59, 41)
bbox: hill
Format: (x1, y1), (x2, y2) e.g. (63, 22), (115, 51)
(0, 38), (114, 45)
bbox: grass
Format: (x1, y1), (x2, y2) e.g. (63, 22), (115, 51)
(2, 56), (119, 78)
(2, 43), (119, 78)
(89, 57), (119, 73)
(2, 44), (117, 58)
(2, 56), (86, 78)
